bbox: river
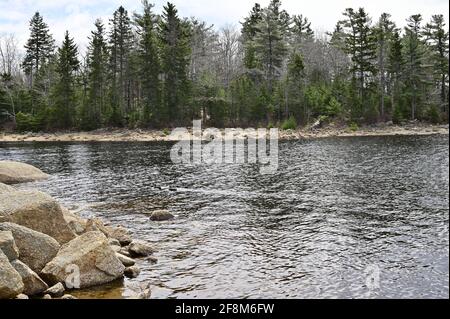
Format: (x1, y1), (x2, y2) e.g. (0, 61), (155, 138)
(0, 134), (448, 299)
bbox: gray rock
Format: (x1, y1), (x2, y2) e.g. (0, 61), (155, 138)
(11, 260), (48, 296)
(0, 230), (19, 261)
(0, 190), (76, 244)
(15, 293), (29, 299)
(108, 238), (121, 247)
(42, 294), (52, 299)
(116, 253), (135, 267)
(149, 210), (174, 221)
(61, 207), (86, 235)
(0, 161), (49, 184)
(0, 223), (60, 273)
(124, 265), (141, 279)
(41, 231), (125, 288)
(0, 183), (15, 194)
(60, 294), (77, 299)
(0, 250), (24, 299)
(45, 283), (65, 298)
(128, 241), (154, 257)
(105, 226), (132, 246)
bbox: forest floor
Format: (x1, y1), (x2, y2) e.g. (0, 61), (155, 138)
(0, 123), (448, 142)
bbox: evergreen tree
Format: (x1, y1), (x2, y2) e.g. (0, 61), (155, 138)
(388, 30), (404, 119)
(291, 15), (314, 46)
(424, 14), (449, 114)
(159, 2), (191, 125)
(22, 12), (55, 113)
(375, 13), (396, 119)
(242, 3), (263, 70)
(83, 19), (108, 129)
(108, 6), (133, 125)
(403, 14), (427, 120)
(53, 31), (79, 129)
(23, 12), (55, 78)
(135, 0), (161, 125)
(341, 8), (378, 115)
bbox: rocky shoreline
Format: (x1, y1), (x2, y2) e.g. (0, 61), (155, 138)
(0, 123), (448, 143)
(0, 161), (170, 299)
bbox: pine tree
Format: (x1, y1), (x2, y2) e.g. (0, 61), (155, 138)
(22, 12), (55, 113)
(23, 12), (55, 77)
(291, 15), (314, 46)
(388, 30), (404, 118)
(83, 19), (108, 129)
(242, 3), (263, 70)
(108, 6), (133, 125)
(403, 14), (427, 120)
(53, 31), (79, 129)
(135, 0), (161, 125)
(424, 14), (449, 114)
(159, 2), (191, 125)
(375, 13), (396, 119)
(341, 8), (378, 114)
(252, 2), (288, 93)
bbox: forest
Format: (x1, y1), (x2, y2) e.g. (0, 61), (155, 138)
(0, 0), (448, 132)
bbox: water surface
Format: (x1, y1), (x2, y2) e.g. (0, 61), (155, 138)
(1, 135), (448, 299)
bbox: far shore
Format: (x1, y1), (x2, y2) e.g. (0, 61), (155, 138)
(0, 123), (448, 143)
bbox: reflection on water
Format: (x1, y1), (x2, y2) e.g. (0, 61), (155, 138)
(0, 135), (448, 299)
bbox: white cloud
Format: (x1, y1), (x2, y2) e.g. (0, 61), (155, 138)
(0, 0), (448, 53)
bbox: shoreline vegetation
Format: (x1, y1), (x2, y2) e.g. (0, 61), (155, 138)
(1, 123), (448, 143)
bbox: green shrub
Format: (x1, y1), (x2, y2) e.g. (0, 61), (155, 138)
(281, 116), (297, 130)
(349, 122), (359, 132)
(162, 128), (170, 136)
(425, 105), (441, 124)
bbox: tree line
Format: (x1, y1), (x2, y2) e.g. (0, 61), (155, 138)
(0, 0), (448, 132)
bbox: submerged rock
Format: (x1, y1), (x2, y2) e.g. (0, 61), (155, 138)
(0, 230), (19, 261)
(116, 253), (135, 267)
(45, 283), (65, 298)
(11, 260), (48, 296)
(0, 190), (76, 244)
(0, 250), (24, 299)
(0, 223), (60, 273)
(41, 231), (125, 288)
(149, 210), (174, 221)
(128, 241), (154, 257)
(105, 226), (132, 246)
(124, 265), (141, 279)
(0, 161), (49, 184)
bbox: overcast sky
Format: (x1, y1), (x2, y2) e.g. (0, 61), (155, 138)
(0, 0), (448, 52)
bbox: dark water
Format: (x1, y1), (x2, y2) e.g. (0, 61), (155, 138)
(1, 135), (448, 299)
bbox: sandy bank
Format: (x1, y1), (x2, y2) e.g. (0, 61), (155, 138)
(0, 124), (448, 143)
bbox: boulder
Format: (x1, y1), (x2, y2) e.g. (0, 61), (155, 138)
(42, 294), (52, 299)
(0, 190), (76, 243)
(11, 260), (48, 296)
(41, 231), (125, 288)
(0, 250), (24, 299)
(61, 207), (86, 235)
(116, 253), (135, 267)
(45, 283), (65, 298)
(149, 210), (174, 221)
(0, 161), (49, 184)
(0, 223), (60, 273)
(124, 265), (141, 279)
(0, 183), (15, 193)
(128, 241), (154, 257)
(60, 294), (77, 299)
(15, 294), (29, 299)
(108, 238), (121, 247)
(119, 247), (131, 257)
(85, 218), (110, 237)
(0, 230), (19, 261)
(105, 226), (132, 246)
